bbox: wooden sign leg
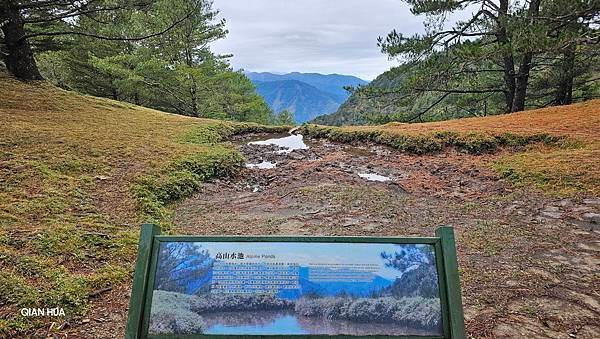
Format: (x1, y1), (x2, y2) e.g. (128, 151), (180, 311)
(125, 224), (161, 339)
(436, 226), (466, 339)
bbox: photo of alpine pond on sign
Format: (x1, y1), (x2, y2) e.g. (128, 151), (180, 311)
(148, 241), (442, 336)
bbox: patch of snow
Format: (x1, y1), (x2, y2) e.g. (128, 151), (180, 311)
(246, 161), (276, 169)
(358, 172), (392, 182)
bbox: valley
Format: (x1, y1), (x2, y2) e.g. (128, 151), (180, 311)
(246, 72), (368, 123)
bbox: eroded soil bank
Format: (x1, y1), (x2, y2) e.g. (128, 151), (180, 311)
(174, 133), (600, 338)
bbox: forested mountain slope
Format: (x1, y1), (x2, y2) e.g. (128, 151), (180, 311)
(254, 80), (341, 123)
(246, 72), (368, 122)
(312, 67), (407, 125)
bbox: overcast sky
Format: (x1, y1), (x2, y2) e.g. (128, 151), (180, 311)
(210, 0), (433, 80)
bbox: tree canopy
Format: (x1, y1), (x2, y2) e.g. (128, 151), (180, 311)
(351, 0), (600, 122)
(1, 0), (276, 123)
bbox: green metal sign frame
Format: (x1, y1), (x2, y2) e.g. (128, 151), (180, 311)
(126, 225), (466, 339)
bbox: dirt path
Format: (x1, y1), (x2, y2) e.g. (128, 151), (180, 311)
(174, 133), (600, 338)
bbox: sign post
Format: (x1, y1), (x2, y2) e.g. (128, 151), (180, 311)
(126, 225), (465, 338)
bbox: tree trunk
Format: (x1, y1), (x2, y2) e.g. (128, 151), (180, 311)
(511, 0), (542, 112)
(555, 43), (576, 105)
(497, 0), (516, 112)
(512, 53), (532, 112)
(501, 56), (516, 112)
(0, 1), (43, 80)
(190, 75), (198, 116)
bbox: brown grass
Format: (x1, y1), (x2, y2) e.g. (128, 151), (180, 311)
(312, 101), (600, 196)
(0, 73), (283, 335)
(351, 100), (600, 139)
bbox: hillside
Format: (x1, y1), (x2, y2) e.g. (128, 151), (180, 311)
(254, 80), (341, 123)
(1, 71), (599, 337)
(304, 99), (600, 195)
(313, 66), (406, 125)
(0, 73), (286, 337)
(246, 72), (368, 122)
(175, 99), (599, 337)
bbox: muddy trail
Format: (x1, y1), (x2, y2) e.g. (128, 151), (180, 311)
(173, 132), (600, 338)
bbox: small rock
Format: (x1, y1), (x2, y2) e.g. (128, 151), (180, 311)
(288, 152), (305, 160)
(582, 213), (600, 224)
(278, 220), (305, 234)
(558, 199), (571, 207)
(583, 199), (600, 205)
(541, 211), (562, 219)
(94, 175), (110, 180)
(362, 224), (377, 232)
(342, 218), (360, 227)
(544, 206), (560, 212)
(81, 318), (90, 324)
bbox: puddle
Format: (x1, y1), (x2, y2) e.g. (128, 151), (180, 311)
(358, 173), (392, 182)
(249, 134), (309, 154)
(246, 161), (277, 169)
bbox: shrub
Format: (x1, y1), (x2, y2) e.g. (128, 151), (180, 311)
(190, 293), (294, 313)
(294, 296), (441, 330)
(149, 306), (206, 335)
(299, 124), (568, 155)
(131, 147), (244, 225)
(149, 290), (206, 335)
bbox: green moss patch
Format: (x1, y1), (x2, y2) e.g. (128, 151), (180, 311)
(299, 124), (569, 155)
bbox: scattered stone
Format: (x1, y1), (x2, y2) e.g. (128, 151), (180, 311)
(582, 213), (600, 224)
(573, 206), (593, 213)
(288, 151), (305, 160)
(558, 199), (571, 207)
(541, 206), (562, 219)
(94, 175), (110, 180)
(81, 319), (90, 324)
(583, 199), (600, 205)
(362, 224), (378, 232)
(342, 218), (360, 227)
(277, 220), (305, 234)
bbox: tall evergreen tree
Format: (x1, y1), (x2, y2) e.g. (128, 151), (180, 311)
(376, 0), (599, 116)
(1, 0), (193, 80)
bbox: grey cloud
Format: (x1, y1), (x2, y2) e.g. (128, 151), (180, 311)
(210, 0), (453, 80)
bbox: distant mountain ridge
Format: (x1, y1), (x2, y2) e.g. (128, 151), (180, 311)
(311, 66), (407, 126)
(246, 72), (368, 123)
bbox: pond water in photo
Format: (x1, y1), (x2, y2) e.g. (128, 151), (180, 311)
(358, 172), (392, 182)
(245, 161), (276, 169)
(248, 134), (309, 154)
(203, 310), (438, 336)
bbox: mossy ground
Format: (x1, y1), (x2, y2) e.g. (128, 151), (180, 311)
(0, 73), (287, 335)
(300, 100), (600, 196)
(1, 70), (598, 337)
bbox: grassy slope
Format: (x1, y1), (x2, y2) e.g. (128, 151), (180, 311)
(302, 100), (600, 196)
(0, 72), (598, 335)
(0, 73), (286, 335)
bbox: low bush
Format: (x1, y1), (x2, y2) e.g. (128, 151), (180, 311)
(133, 122), (287, 228)
(190, 293), (294, 313)
(299, 124), (568, 155)
(151, 291), (293, 315)
(131, 146), (244, 226)
(150, 291), (205, 335)
(295, 296), (441, 330)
